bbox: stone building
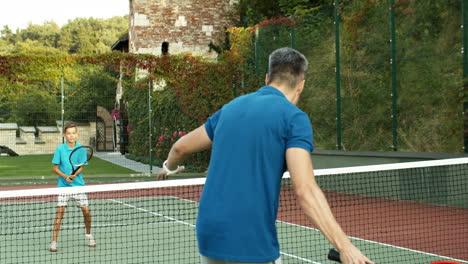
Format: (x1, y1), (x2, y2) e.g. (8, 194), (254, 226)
(128, 0), (237, 57)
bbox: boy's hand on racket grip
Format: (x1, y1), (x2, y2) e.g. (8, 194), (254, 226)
(65, 176), (73, 183)
(336, 245), (374, 264)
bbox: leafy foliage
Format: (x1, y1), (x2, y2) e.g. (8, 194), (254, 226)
(0, 16), (127, 126)
(0, 16), (127, 55)
(9, 88), (59, 127)
(0, 2), (465, 156)
(239, 1), (462, 152)
(233, 0), (330, 26)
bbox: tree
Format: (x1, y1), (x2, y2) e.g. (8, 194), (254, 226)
(59, 16), (127, 54)
(233, 0), (332, 26)
(64, 65), (117, 122)
(1, 25), (16, 44)
(0, 16), (128, 55)
(20, 22), (60, 48)
(13, 39), (64, 55)
(9, 88), (59, 126)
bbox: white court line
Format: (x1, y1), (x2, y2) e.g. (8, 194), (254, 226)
(165, 197), (468, 263)
(280, 252), (322, 264)
(4, 195), (466, 264)
(109, 197), (323, 264)
(120, 197), (468, 264)
(12, 221), (182, 232)
(108, 198), (195, 228)
(277, 220), (468, 264)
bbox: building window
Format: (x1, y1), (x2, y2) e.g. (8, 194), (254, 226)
(162, 42), (169, 55)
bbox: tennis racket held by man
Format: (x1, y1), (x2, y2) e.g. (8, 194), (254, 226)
(328, 248), (341, 262)
(328, 248), (374, 264)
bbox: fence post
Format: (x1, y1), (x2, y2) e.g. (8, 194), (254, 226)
(463, 0), (468, 153)
(148, 80), (153, 174)
(255, 27), (260, 79)
(334, 1), (342, 150)
(290, 27), (296, 49)
(61, 75), (65, 143)
(390, 0), (398, 151)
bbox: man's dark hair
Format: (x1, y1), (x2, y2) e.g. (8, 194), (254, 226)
(267, 47), (308, 89)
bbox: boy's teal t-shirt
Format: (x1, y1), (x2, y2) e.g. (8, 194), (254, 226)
(52, 142), (85, 187)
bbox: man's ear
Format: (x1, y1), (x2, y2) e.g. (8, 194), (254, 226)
(265, 73), (269, 85)
(297, 79), (305, 93)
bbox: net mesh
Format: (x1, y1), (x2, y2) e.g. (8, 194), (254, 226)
(1, 158), (467, 264)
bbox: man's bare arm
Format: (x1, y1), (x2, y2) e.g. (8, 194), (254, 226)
(157, 125), (212, 179)
(286, 147), (374, 264)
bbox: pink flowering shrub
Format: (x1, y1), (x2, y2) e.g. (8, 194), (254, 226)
(155, 131), (186, 157)
(126, 124), (135, 135)
(111, 108), (121, 119)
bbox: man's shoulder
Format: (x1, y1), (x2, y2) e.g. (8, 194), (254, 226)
(229, 91), (255, 104)
(275, 99), (307, 118)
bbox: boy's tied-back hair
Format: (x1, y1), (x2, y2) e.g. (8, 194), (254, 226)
(63, 123), (77, 133)
(267, 47), (309, 89)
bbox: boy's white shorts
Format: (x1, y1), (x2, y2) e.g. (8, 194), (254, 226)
(57, 193), (89, 207)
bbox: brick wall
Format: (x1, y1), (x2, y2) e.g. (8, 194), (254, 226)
(129, 0), (236, 57)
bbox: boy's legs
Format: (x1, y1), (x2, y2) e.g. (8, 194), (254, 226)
(50, 206), (66, 252)
(80, 206), (96, 247)
(50, 193), (95, 250)
(81, 206), (92, 235)
(50, 193), (71, 251)
(52, 206), (66, 241)
(75, 192), (96, 248)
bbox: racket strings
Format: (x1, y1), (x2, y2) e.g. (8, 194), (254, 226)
(70, 147), (93, 167)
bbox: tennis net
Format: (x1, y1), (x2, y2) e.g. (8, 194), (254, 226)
(0, 158), (467, 264)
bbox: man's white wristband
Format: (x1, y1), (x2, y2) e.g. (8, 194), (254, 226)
(163, 160), (179, 175)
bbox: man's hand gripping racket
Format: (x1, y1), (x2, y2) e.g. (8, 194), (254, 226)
(69, 146), (93, 181)
(328, 248), (374, 264)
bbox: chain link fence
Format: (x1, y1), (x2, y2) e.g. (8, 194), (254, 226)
(252, 1), (462, 152)
(0, 1), (465, 180)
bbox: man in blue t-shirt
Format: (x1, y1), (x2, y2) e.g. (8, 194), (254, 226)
(49, 123), (96, 252)
(157, 48), (373, 264)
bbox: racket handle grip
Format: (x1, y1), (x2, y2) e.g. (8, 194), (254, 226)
(328, 248), (341, 263)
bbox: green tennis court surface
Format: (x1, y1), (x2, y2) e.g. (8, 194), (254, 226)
(0, 154), (139, 180)
(1, 158), (467, 263)
(1, 195), (466, 264)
